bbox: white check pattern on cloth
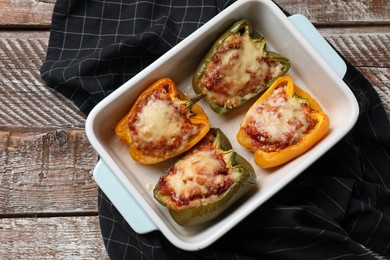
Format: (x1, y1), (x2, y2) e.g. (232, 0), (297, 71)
(41, 1), (390, 259)
(41, 0), (234, 114)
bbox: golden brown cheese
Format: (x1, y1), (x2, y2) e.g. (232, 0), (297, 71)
(128, 89), (199, 158)
(134, 98), (183, 142)
(200, 33), (284, 108)
(241, 85), (316, 152)
(157, 137), (240, 210)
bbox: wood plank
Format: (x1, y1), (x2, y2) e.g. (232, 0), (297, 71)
(319, 27), (390, 118)
(0, 0), (55, 28)
(319, 26), (390, 68)
(0, 129), (98, 215)
(0, 216), (109, 259)
(0, 32), (86, 129)
(275, 0), (390, 26)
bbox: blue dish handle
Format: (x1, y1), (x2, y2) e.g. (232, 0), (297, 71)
(93, 159), (158, 233)
(288, 14), (347, 78)
(93, 14), (347, 234)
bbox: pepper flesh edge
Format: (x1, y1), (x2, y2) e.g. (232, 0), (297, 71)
(115, 78), (210, 165)
(254, 111), (329, 168)
(237, 75), (330, 168)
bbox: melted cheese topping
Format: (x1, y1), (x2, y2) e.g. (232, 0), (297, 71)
(242, 85), (314, 152)
(201, 33), (284, 108)
(219, 35), (262, 86)
(130, 93), (198, 157)
(135, 98), (183, 143)
(167, 150), (225, 201)
(159, 138), (239, 210)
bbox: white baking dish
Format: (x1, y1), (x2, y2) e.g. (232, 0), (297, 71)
(86, 0), (359, 251)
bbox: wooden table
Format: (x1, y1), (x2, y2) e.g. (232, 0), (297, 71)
(0, 0), (389, 258)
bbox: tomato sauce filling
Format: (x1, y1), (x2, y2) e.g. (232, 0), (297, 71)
(243, 85), (317, 152)
(200, 33), (284, 108)
(157, 134), (235, 210)
(128, 84), (200, 158)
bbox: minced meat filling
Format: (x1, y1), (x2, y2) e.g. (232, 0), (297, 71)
(157, 135), (237, 210)
(128, 85), (199, 157)
(200, 33), (284, 108)
(242, 85), (317, 152)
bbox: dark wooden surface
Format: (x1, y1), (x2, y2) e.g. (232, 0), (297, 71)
(0, 0), (389, 258)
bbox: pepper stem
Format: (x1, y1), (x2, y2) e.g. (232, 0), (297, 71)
(187, 93), (206, 112)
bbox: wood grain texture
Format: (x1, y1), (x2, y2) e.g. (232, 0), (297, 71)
(319, 27), (390, 118)
(0, 129), (98, 215)
(0, 216), (109, 259)
(275, 0), (390, 26)
(0, 27), (107, 257)
(319, 26), (390, 68)
(0, 0), (55, 28)
(0, 32), (86, 129)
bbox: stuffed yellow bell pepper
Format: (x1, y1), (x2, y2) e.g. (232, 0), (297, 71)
(237, 76), (329, 168)
(115, 78), (210, 164)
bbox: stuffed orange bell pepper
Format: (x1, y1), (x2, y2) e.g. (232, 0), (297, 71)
(237, 75), (329, 168)
(115, 78), (210, 164)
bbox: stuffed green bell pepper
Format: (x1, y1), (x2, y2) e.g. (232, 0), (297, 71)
(192, 19), (290, 114)
(154, 128), (257, 226)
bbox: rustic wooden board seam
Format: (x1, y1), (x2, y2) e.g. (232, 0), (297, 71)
(0, 215), (109, 259)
